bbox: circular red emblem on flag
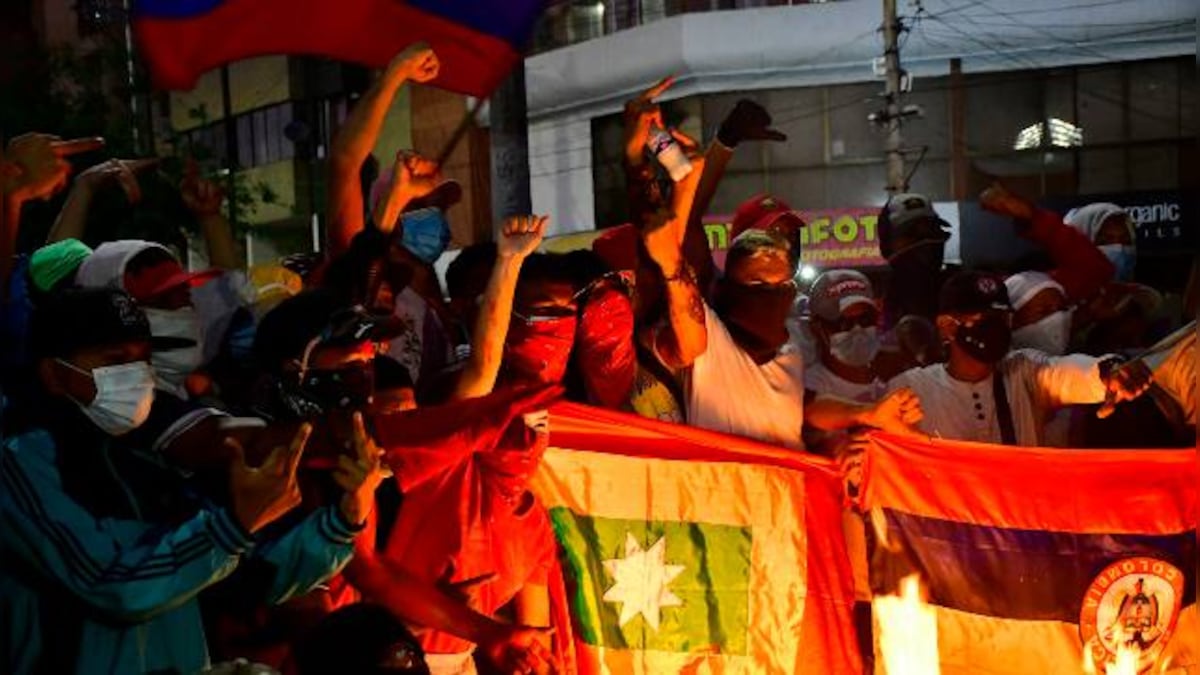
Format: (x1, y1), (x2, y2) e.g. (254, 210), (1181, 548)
(1079, 557), (1184, 673)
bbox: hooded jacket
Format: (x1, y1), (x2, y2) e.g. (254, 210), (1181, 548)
(0, 403), (357, 674)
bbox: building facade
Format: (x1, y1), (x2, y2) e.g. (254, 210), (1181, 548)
(524, 0), (1196, 288)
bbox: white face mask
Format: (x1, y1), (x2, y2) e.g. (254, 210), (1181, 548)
(143, 307), (205, 396)
(1011, 310), (1071, 356)
(829, 325), (880, 368)
(59, 360), (156, 435)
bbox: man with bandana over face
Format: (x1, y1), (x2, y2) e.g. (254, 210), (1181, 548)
(370, 387), (564, 675)
(887, 271), (1154, 446)
(640, 193), (925, 450)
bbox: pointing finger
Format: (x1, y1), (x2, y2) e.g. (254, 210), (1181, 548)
(51, 137), (105, 157)
(641, 75), (675, 102)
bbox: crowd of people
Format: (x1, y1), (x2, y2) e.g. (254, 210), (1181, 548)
(1, 43), (1195, 675)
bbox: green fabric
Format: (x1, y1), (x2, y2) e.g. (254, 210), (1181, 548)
(549, 507), (752, 655)
(29, 239), (92, 292)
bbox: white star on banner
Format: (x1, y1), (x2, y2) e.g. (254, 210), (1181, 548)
(601, 532), (685, 631)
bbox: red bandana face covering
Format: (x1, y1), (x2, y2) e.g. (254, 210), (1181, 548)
(477, 418), (550, 502)
(502, 313), (577, 386)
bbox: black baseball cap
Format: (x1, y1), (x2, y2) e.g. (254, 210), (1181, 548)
(253, 289), (404, 371)
(938, 271), (1012, 315)
(30, 287), (160, 358)
(879, 193), (951, 259)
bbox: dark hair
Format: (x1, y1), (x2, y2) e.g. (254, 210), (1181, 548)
(445, 241), (497, 301)
(294, 603), (428, 675)
(374, 355), (414, 392)
(561, 249), (614, 293)
(518, 252), (575, 290)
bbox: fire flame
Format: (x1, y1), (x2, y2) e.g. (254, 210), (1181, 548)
(874, 574), (940, 675)
(1082, 642), (1147, 675)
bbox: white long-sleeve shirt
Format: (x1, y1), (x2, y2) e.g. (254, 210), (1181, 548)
(887, 349), (1108, 446)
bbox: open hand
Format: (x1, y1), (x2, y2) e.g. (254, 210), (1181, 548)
(623, 75), (674, 166)
(180, 159), (224, 216)
(390, 42), (439, 83)
(227, 424), (310, 533)
(717, 99), (787, 148)
(862, 387), (924, 435)
(334, 413), (386, 526)
(5, 134), (103, 202)
(498, 215), (548, 260)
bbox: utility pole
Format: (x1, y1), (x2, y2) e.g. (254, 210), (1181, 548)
(881, 0), (906, 194)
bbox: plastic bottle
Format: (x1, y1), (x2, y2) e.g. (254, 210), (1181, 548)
(645, 126), (693, 182)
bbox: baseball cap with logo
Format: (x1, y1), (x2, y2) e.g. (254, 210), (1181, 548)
(809, 269), (876, 322)
(30, 287), (155, 358)
(938, 271), (1011, 315)
(730, 194), (805, 242)
(878, 193), (950, 258)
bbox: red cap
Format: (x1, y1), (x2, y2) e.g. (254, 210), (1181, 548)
(730, 194), (805, 241)
(123, 259), (221, 303)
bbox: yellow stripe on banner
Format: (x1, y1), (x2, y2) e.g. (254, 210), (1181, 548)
(532, 446), (809, 675)
(895, 604), (1200, 674)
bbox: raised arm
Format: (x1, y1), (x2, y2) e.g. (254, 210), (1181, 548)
(180, 160), (240, 269)
(371, 151), (443, 236)
(327, 44), (439, 255)
(683, 99), (787, 289)
(47, 157), (156, 244)
(980, 183), (1114, 302)
(641, 163), (707, 368)
(3, 134), (100, 292)
(453, 215), (548, 400)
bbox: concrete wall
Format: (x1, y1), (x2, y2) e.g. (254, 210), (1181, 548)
(529, 116), (595, 235)
(169, 56), (292, 129)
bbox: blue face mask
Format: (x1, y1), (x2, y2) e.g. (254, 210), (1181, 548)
(400, 207), (451, 264)
(1099, 244), (1136, 281)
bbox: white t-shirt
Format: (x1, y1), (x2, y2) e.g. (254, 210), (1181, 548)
(887, 349), (1107, 446)
(804, 361), (886, 404)
(384, 287), (459, 387)
(684, 305), (806, 449)
(1145, 328), (1196, 426)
